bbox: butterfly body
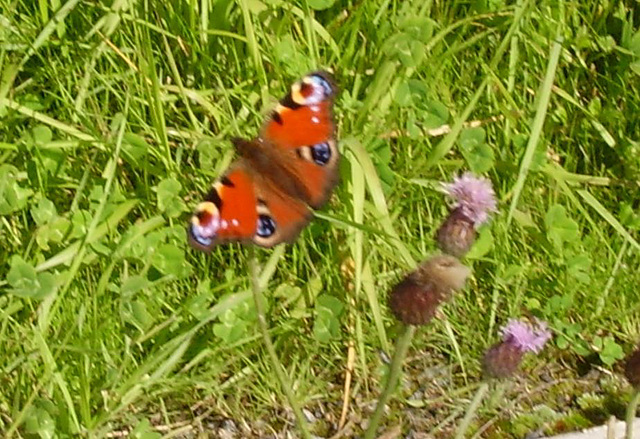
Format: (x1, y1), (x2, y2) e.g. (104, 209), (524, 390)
(189, 72), (338, 251)
(232, 138), (312, 205)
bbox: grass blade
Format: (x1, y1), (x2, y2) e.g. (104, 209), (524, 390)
(426, 2), (530, 167)
(577, 189), (640, 252)
(506, 33), (563, 225)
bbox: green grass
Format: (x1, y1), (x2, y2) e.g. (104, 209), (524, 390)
(1, 0), (640, 437)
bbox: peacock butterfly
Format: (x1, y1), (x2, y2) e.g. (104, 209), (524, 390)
(188, 71), (339, 251)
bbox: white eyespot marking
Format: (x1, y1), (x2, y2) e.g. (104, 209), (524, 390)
(232, 219), (239, 227)
(197, 201), (219, 216)
(257, 202), (271, 216)
(298, 146), (313, 161)
(311, 116), (320, 124)
(221, 220), (228, 229)
(276, 104), (290, 115)
(291, 83), (306, 105)
(310, 105), (320, 113)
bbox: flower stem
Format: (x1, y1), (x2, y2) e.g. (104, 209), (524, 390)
(363, 324), (416, 439)
(248, 247), (311, 439)
(626, 389), (640, 439)
(454, 381), (490, 439)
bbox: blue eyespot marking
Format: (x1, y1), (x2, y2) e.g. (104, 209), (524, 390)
(256, 214), (276, 238)
(311, 142), (332, 166)
(189, 224), (213, 247)
(309, 74), (333, 97)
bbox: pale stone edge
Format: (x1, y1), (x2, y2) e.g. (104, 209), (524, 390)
(546, 418), (640, 439)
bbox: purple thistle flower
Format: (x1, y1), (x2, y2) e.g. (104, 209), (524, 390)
(482, 319), (552, 379)
(442, 172), (497, 227)
(501, 319), (552, 354)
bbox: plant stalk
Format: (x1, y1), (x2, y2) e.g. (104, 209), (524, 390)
(363, 324), (416, 439)
(454, 381), (490, 439)
(248, 247), (311, 439)
(626, 389), (640, 439)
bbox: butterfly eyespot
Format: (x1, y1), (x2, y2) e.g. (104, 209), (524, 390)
(189, 224), (213, 247)
(195, 201), (219, 220)
(256, 214), (277, 238)
(311, 142), (332, 165)
(307, 74), (334, 97)
(189, 213), (220, 248)
(293, 74), (334, 105)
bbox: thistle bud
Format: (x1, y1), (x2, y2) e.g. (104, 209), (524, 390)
(624, 346), (640, 389)
(483, 319), (551, 379)
(389, 255), (470, 326)
(436, 207), (476, 258)
(483, 341), (524, 379)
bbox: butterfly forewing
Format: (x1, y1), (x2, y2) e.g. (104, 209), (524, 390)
(261, 72), (339, 209)
(188, 166), (258, 251)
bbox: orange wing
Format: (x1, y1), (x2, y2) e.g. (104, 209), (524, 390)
(251, 177), (312, 247)
(264, 102), (334, 148)
(261, 72), (339, 209)
(188, 165), (313, 250)
(188, 167), (258, 251)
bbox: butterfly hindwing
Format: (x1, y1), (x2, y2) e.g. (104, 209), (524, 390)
(289, 139), (339, 209)
(252, 177), (312, 247)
